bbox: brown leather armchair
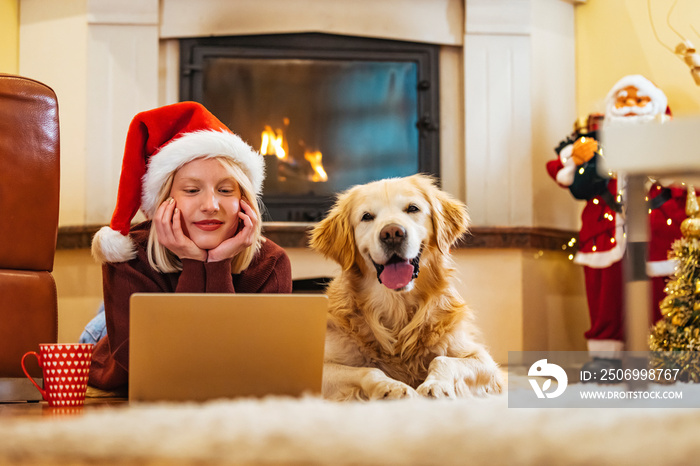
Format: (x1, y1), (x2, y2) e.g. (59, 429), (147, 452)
(0, 74), (60, 401)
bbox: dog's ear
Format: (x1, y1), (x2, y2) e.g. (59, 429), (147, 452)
(413, 174), (469, 254)
(309, 196), (356, 270)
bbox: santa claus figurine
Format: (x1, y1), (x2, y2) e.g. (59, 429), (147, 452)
(646, 181), (694, 322)
(546, 74), (683, 376)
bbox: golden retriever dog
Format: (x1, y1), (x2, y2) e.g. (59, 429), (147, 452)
(310, 174), (504, 401)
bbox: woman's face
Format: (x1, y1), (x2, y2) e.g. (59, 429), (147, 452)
(169, 158), (242, 250)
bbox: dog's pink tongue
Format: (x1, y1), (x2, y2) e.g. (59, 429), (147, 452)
(380, 261), (414, 290)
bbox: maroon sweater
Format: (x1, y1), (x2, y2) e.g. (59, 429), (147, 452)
(89, 221), (293, 390)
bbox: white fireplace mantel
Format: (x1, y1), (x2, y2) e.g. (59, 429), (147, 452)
(19, 0), (578, 231)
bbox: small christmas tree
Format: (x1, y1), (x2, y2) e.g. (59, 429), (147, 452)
(649, 186), (700, 382)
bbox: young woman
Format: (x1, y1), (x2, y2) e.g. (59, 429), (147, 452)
(88, 102), (292, 390)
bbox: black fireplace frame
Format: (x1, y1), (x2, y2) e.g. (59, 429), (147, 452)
(180, 33), (440, 221)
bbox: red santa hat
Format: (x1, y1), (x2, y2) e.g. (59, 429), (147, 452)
(92, 101), (264, 263)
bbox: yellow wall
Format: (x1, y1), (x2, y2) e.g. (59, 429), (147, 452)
(576, 0), (700, 117)
(0, 0), (18, 73)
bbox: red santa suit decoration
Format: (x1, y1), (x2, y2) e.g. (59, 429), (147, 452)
(647, 183), (695, 322)
(546, 75), (676, 357)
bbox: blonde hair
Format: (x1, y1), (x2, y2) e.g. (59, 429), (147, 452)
(147, 156), (263, 274)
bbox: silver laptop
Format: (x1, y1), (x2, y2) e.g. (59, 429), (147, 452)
(128, 293), (328, 402)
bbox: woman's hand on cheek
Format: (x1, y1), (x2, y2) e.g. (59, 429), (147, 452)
(154, 198), (207, 262)
(207, 199), (257, 263)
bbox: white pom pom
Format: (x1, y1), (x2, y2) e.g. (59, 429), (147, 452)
(91, 226), (137, 263)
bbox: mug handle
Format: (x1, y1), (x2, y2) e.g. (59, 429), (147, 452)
(21, 351), (47, 400)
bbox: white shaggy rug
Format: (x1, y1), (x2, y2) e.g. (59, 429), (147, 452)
(2, 390), (700, 465)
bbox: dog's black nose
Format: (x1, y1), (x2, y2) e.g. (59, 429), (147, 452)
(380, 224), (406, 247)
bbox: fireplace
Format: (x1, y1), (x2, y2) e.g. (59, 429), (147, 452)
(179, 33), (440, 221)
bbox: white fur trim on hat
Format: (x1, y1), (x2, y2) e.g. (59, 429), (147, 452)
(91, 226), (137, 263)
(141, 130), (265, 217)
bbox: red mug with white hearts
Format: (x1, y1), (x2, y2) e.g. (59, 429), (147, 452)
(21, 343), (94, 407)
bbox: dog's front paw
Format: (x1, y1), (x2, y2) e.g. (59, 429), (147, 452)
(416, 380), (457, 399)
(483, 370), (505, 395)
(418, 355), (505, 398)
(368, 379), (419, 400)
(359, 368), (418, 400)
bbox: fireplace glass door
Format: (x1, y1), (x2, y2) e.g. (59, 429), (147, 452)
(181, 34), (439, 221)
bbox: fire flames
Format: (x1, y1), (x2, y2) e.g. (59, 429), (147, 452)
(303, 150), (328, 182)
(260, 120), (328, 182)
(260, 125), (288, 162)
